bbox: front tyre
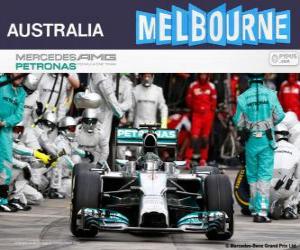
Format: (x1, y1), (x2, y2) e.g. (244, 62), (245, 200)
(205, 174), (234, 240)
(70, 169), (101, 237)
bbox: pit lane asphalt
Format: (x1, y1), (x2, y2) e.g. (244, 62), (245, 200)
(0, 170), (299, 250)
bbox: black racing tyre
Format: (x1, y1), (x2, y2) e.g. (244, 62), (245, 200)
(194, 166), (221, 175)
(71, 163), (95, 190)
(72, 163), (94, 177)
(205, 174), (234, 240)
(70, 170), (101, 237)
(233, 168), (250, 213)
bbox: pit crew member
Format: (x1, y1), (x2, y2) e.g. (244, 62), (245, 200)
(233, 73), (285, 223)
(279, 73), (300, 119)
(185, 73), (217, 166)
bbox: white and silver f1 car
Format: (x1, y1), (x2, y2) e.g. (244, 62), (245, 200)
(70, 125), (234, 240)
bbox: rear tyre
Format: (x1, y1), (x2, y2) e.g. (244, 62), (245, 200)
(205, 174), (234, 240)
(70, 168), (101, 237)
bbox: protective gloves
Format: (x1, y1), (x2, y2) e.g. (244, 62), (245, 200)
(22, 165), (32, 181)
(85, 151), (94, 163)
(33, 150), (51, 165)
(35, 101), (44, 117)
(161, 118), (168, 129)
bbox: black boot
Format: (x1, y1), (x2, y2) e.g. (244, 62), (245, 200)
(0, 185), (17, 212)
(253, 214), (272, 223)
(283, 207), (298, 219)
(9, 199), (31, 211)
(0, 203), (18, 212)
(48, 188), (65, 199)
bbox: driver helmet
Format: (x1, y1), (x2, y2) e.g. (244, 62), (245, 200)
(275, 123), (289, 142)
(13, 121), (25, 142)
(82, 108), (98, 133)
(58, 116), (77, 141)
(143, 132), (158, 154)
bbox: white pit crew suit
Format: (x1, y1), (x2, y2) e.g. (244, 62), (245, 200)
(22, 124), (56, 152)
(75, 125), (108, 163)
(21, 126), (57, 191)
(34, 73), (79, 121)
(12, 144), (44, 205)
(88, 74), (124, 160)
(131, 83), (168, 128)
(22, 90), (39, 127)
(113, 75), (133, 113)
(281, 112), (300, 150)
(44, 134), (88, 197)
(111, 75), (133, 159)
(290, 123), (300, 150)
(270, 139), (300, 214)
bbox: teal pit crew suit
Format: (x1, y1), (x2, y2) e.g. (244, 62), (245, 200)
(233, 74), (285, 218)
(0, 74), (26, 205)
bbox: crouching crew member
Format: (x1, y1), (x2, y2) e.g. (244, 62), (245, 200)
(270, 123), (300, 219)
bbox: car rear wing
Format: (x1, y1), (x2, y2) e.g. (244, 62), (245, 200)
(116, 127), (177, 148)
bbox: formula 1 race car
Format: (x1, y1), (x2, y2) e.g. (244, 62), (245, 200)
(70, 125), (234, 240)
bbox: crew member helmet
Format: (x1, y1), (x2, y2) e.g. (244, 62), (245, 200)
(82, 108), (98, 133)
(23, 74), (39, 91)
(58, 116), (77, 141)
(39, 112), (57, 131)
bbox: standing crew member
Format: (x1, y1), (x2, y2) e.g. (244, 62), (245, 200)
(185, 73), (217, 166)
(0, 73), (26, 212)
(22, 74), (40, 127)
(109, 74), (133, 159)
(35, 73), (80, 121)
(131, 73), (168, 128)
(278, 73), (300, 119)
(233, 74), (285, 223)
(75, 108), (109, 163)
(88, 74), (124, 160)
